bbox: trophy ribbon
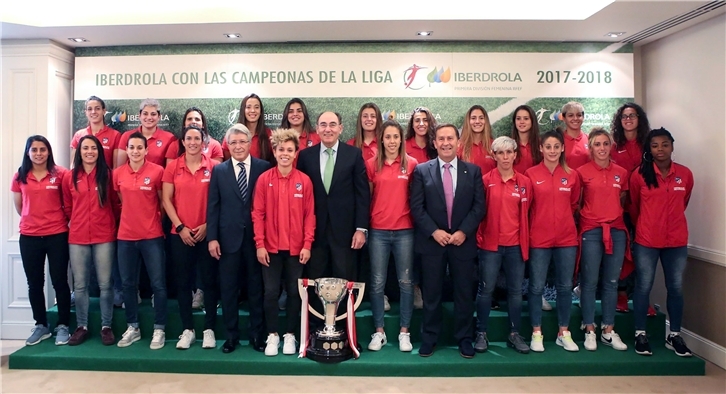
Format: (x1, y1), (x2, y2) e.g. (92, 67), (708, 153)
(345, 281), (360, 359)
(298, 278), (310, 358)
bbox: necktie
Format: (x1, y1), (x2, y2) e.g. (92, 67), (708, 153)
(237, 162), (248, 202)
(443, 163), (453, 229)
(323, 148), (334, 193)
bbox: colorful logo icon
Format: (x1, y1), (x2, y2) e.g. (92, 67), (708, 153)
(403, 64), (450, 90)
(110, 111), (127, 123)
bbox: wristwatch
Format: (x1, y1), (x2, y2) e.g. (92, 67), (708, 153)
(175, 223), (185, 233)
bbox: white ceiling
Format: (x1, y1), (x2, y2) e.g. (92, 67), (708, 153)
(1, 1), (723, 49)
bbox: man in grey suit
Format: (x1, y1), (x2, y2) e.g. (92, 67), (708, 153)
(207, 124), (272, 353)
(410, 123), (485, 358)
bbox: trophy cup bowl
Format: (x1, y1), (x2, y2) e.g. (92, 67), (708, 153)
(299, 278), (365, 363)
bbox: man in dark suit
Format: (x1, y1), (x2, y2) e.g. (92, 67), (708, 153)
(296, 111), (370, 281)
(207, 124), (272, 353)
(410, 123), (485, 358)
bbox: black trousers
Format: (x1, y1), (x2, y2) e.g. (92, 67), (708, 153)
(19, 232), (71, 327)
(420, 247), (477, 345)
(170, 235), (218, 331)
(262, 251), (304, 335)
(219, 238), (265, 343)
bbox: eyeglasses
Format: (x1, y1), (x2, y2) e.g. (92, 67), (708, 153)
(620, 114), (639, 120)
(318, 122), (339, 129)
(228, 140), (250, 147)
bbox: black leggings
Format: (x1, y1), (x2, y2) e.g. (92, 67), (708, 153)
(262, 251), (304, 334)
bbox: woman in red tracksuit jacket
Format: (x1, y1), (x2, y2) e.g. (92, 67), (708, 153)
(253, 128), (315, 357)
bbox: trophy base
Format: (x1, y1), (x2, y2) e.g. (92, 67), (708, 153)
(306, 332), (356, 363)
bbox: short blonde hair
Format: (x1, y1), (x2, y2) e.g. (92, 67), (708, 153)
(561, 101), (584, 116)
(270, 128), (300, 150)
(491, 136), (517, 153)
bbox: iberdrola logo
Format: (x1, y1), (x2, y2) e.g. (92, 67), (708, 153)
(108, 111), (127, 123)
(403, 64), (451, 90)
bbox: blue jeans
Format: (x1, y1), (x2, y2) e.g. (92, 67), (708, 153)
(633, 244), (687, 332)
(477, 246), (525, 333)
(69, 242), (115, 327)
(528, 246), (577, 328)
(580, 228), (626, 327)
(368, 229), (414, 329)
(118, 237), (167, 329)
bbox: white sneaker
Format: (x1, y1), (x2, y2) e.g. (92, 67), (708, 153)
(383, 295), (391, 312)
(541, 296), (553, 311)
(413, 286), (423, 310)
(556, 331), (580, 352)
(202, 329), (216, 349)
(368, 331), (387, 351)
(265, 334), (280, 356)
(150, 329), (165, 350)
(282, 333), (297, 355)
(601, 329), (628, 351)
(117, 326), (141, 348)
(530, 332), (545, 352)
(398, 332), (413, 352)
(176, 329), (195, 349)
(584, 331), (597, 351)
(192, 289), (204, 310)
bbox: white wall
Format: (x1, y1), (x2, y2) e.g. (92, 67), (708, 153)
(639, 13), (726, 266)
(0, 40), (74, 339)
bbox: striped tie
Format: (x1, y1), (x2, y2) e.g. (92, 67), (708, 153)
(237, 162), (248, 202)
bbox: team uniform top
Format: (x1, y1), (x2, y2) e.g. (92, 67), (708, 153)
(252, 167), (316, 255)
(610, 139), (642, 173)
(348, 138), (378, 161)
(299, 131), (321, 151)
(62, 167), (119, 245)
(118, 127), (176, 167)
(113, 161), (165, 241)
(525, 163), (580, 248)
(578, 161), (629, 253)
(11, 167), (69, 236)
(166, 138), (224, 162)
(405, 138), (429, 165)
(513, 143), (537, 174)
(477, 169), (531, 260)
(365, 155), (418, 230)
(629, 162), (693, 248)
(564, 131), (590, 170)
(163, 154), (213, 234)
(71, 126), (120, 167)
(457, 143), (496, 174)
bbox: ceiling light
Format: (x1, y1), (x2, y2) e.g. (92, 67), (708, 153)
(605, 32), (625, 38)
(224, 33), (241, 38)
(68, 37), (88, 42)
(417, 31), (433, 36)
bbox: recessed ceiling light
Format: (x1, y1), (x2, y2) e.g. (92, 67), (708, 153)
(417, 31), (433, 36)
(604, 32), (625, 38)
(224, 33), (241, 38)
(68, 37), (88, 43)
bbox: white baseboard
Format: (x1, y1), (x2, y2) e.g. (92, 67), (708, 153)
(1, 323), (35, 340)
(666, 321), (726, 369)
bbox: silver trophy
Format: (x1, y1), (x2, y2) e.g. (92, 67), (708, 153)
(298, 278), (365, 362)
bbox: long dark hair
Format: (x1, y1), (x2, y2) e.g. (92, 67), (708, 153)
(176, 107), (210, 159)
(354, 103), (383, 148)
(280, 98), (314, 136)
(405, 106), (437, 160)
(237, 93), (273, 162)
(178, 126), (205, 157)
(375, 120), (408, 173)
(16, 135), (58, 184)
(540, 129), (570, 174)
(72, 135), (110, 207)
(638, 128), (674, 189)
(510, 105), (543, 165)
(611, 102), (650, 149)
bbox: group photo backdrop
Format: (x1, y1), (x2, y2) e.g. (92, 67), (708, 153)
(72, 42), (634, 142)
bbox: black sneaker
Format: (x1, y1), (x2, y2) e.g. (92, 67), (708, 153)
(507, 333), (530, 354)
(634, 332), (652, 356)
(474, 332), (488, 353)
(666, 334), (692, 357)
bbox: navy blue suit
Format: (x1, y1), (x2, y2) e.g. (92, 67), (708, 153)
(207, 156), (271, 344)
(410, 158), (485, 345)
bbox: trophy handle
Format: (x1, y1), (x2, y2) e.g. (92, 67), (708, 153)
(298, 279), (325, 321)
(335, 282), (365, 321)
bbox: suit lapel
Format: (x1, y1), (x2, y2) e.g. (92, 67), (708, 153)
(428, 160), (446, 204)
(453, 162), (468, 207)
(330, 142), (346, 191)
(309, 144), (324, 187)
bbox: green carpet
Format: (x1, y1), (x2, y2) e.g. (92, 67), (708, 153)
(8, 300), (705, 376)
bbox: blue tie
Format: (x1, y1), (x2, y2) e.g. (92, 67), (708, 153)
(237, 162), (248, 202)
